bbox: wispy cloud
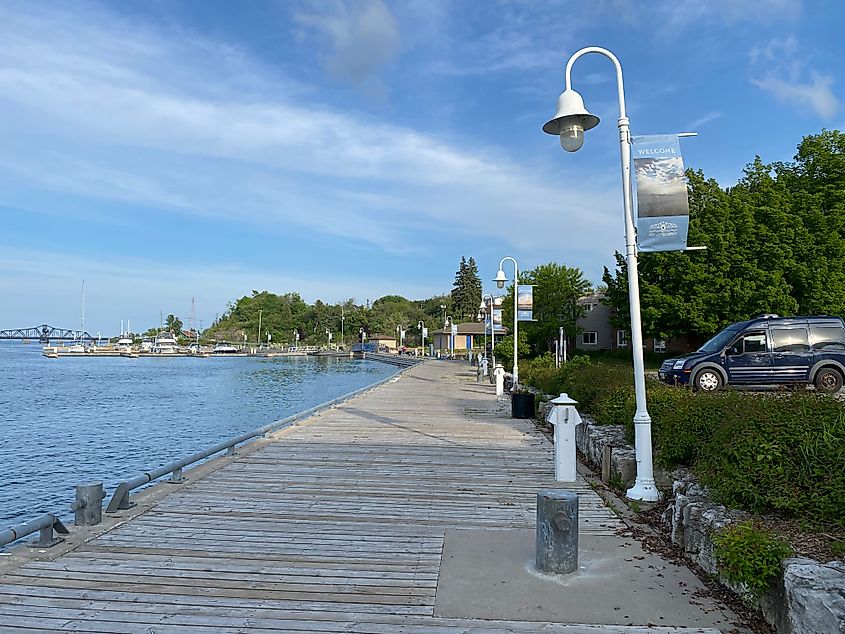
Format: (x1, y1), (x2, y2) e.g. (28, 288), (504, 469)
(751, 74), (839, 119)
(0, 1), (619, 257)
(748, 35), (839, 119)
(0, 246), (440, 331)
(685, 111), (723, 131)
(295, 0), (400, 87)
(651, 0), (801, 31)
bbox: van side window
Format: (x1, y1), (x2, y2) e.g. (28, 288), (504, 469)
(771, 327), (810, 353)
(809, 325), (845, 351)
(739, 332), (767, 353)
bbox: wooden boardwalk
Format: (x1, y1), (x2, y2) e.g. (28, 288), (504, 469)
(0, 362), (721, 633)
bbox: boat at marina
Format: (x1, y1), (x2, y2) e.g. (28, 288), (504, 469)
(152, 332), (179, 354)
(140, 336), (154, 352)
(212, 341), (240, 354)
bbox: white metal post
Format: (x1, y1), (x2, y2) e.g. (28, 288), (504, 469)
(562, 47), (657, 501)
(498, 257), (519, 385)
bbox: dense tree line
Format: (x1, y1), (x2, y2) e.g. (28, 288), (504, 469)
(204, 290), (455, 347)
(603, 130), (845, 341)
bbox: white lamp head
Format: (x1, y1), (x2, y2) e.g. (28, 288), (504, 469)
(479, 300), (487, 310)
(494, 269), (508, 289)
(542, 89), (600, 152)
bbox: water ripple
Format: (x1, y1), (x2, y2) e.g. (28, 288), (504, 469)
(0, 347), (396, 525)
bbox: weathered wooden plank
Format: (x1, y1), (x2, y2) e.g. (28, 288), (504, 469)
(0, 362), (632, 631)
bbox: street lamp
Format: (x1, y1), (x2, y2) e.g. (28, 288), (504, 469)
(445, 315), (454, 357)
(440, 304), (447, 327)
(478, 294), (497, 360)
(542, 46), (658, 502)
(476, 305), (487, 362)
(494, 256), (520, 386)
(418, 320), (426, 355)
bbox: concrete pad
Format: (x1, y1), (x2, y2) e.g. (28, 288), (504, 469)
(435, 528), (740, 630)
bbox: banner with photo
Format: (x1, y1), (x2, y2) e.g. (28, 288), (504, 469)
(517, 285), (535, 321)
(492, 307), (504, 332)
(632, 134), (690, 252)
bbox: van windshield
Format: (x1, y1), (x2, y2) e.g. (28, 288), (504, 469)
(698, 326), (742, 353)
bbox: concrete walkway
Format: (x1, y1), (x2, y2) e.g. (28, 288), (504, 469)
(0, 362), (741, 632)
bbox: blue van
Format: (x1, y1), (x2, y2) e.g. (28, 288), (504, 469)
(659, 315), (845, 393)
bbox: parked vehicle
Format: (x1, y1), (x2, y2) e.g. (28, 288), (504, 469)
(659, 315), (845, 393)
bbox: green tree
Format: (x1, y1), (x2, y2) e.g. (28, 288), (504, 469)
(450, 256), (469, 321)
(165, 314), (183, 335)
(500, 262), (592, 354)
(449, 256), (483, 322)
(464, 257), (482, 321)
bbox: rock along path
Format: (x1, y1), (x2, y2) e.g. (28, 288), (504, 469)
(0, 361), (742, 632)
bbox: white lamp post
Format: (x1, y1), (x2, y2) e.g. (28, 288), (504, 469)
(479, 294), (497, 359)
(542, 46), (658, 502)
(418, 320), (426, 355)
(494, 257), (519, 386)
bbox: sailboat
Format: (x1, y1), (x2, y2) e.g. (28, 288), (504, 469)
(64, 281), (87, 353)
(117, 319), (137, 356)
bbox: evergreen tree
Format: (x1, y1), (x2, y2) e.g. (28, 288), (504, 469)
(450, 257), (469, 321)
(464, 257), (482, 321)
(602, 130), (845, 342)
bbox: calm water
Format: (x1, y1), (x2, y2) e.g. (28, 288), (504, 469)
(0, 345), (398, 527)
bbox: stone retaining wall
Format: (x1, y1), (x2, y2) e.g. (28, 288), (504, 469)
(556, 408), (845, 633)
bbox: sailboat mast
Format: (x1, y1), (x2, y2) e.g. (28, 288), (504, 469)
(81, 280), (85, 338)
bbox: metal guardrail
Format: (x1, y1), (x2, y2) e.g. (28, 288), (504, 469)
(2, 356), (420, 549)
(105, 364), (413, 512)
(0, 514), (69, 549)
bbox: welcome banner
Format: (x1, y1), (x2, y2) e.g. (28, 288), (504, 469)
(632, 134), (690, 252)
(485, 308), (505, 333)
(517, 285), (535, 321)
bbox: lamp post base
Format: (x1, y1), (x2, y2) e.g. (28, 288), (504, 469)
(626, 479), (660, 502)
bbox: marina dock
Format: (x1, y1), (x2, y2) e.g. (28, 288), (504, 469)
(0, 362), (737, 632)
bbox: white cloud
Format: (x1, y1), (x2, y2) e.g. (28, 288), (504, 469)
(295, 0), (400, 85)
(652, 0), (801, 31)
(685, 111), (723, 131)
(751, 73), (839, 119)
(749, 36), (840, 119)
(0, 247), (440, 333)
(0, 2), (620, 257)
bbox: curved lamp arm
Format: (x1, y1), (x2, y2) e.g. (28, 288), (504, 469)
(564, 46), (626, 119)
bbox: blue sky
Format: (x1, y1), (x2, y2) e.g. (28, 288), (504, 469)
(1, 0), (843, 335)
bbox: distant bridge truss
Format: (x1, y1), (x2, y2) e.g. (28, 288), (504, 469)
(0, 325), (95, 343)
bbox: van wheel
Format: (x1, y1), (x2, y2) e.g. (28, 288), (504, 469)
(694, 369), (722, 393)
(814, 368), (844, 394)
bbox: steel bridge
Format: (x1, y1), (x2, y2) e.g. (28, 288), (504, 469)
(0, 325), (95, 343)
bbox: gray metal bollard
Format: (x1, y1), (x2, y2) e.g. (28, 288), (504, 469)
(476, 364), (483, 382)
(73, 482), (105, 526)
(536, 489), (578, 575)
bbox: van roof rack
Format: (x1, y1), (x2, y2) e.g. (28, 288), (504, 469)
(757, 314), (779, 319)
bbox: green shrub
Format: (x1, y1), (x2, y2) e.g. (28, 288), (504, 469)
(522, 359), (845, 526)
(697, 395), (845, 522)
(713, 522), (793, 596)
